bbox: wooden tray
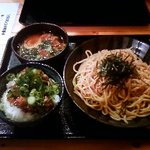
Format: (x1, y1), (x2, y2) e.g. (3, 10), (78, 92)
(0, 35), (150, 139)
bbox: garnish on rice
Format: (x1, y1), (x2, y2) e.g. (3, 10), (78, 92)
(5, 67), (60, 115)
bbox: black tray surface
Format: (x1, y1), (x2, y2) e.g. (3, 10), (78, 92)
(0, 35), (150, 139)
(19, 0), (150, 26)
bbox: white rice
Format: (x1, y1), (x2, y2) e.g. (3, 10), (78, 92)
(0, 80), (60, 122)
(0, 89), (39, 122)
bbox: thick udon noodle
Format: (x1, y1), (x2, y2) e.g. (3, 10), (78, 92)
(72, 48), (150, 123)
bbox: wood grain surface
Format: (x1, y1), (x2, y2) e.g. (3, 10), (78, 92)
(8, 0), (150, 36)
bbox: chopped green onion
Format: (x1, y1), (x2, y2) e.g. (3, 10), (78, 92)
(27, 96), (36, 105)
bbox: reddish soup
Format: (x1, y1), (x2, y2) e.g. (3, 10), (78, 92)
(18, 32), (66, 61)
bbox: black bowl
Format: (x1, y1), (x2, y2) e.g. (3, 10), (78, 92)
(63, 35), (150, 128)
(0, 62), (64, 127)
(11, 22), (69, 64)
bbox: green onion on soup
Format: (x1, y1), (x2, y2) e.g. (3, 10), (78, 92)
(18, 33), (66, 61)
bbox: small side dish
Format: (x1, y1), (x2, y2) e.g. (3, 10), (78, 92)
(18, 32), (66, 61)
(11, 22), (68, 63)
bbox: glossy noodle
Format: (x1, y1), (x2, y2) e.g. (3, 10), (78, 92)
(72, 48), (150, 123)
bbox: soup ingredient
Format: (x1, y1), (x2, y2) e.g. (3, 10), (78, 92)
(18, 33), (66, 61)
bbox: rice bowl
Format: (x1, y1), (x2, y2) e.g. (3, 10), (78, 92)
(0, 62), (64, 126)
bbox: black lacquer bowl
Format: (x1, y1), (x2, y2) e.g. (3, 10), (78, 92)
(11, 22), (69, 65)
(63, 35), (150, 128)
(0, 62), (64, 127)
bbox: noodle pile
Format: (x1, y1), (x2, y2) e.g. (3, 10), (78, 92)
(72, 48), (150, 123)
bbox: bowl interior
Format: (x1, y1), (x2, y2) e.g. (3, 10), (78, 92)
(11, 23), (68, 63)
(0, 62), (64, 126)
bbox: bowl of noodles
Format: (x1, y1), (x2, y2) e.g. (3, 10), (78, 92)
(0, 62), (64, 127)
(63, 35), (150, 127)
